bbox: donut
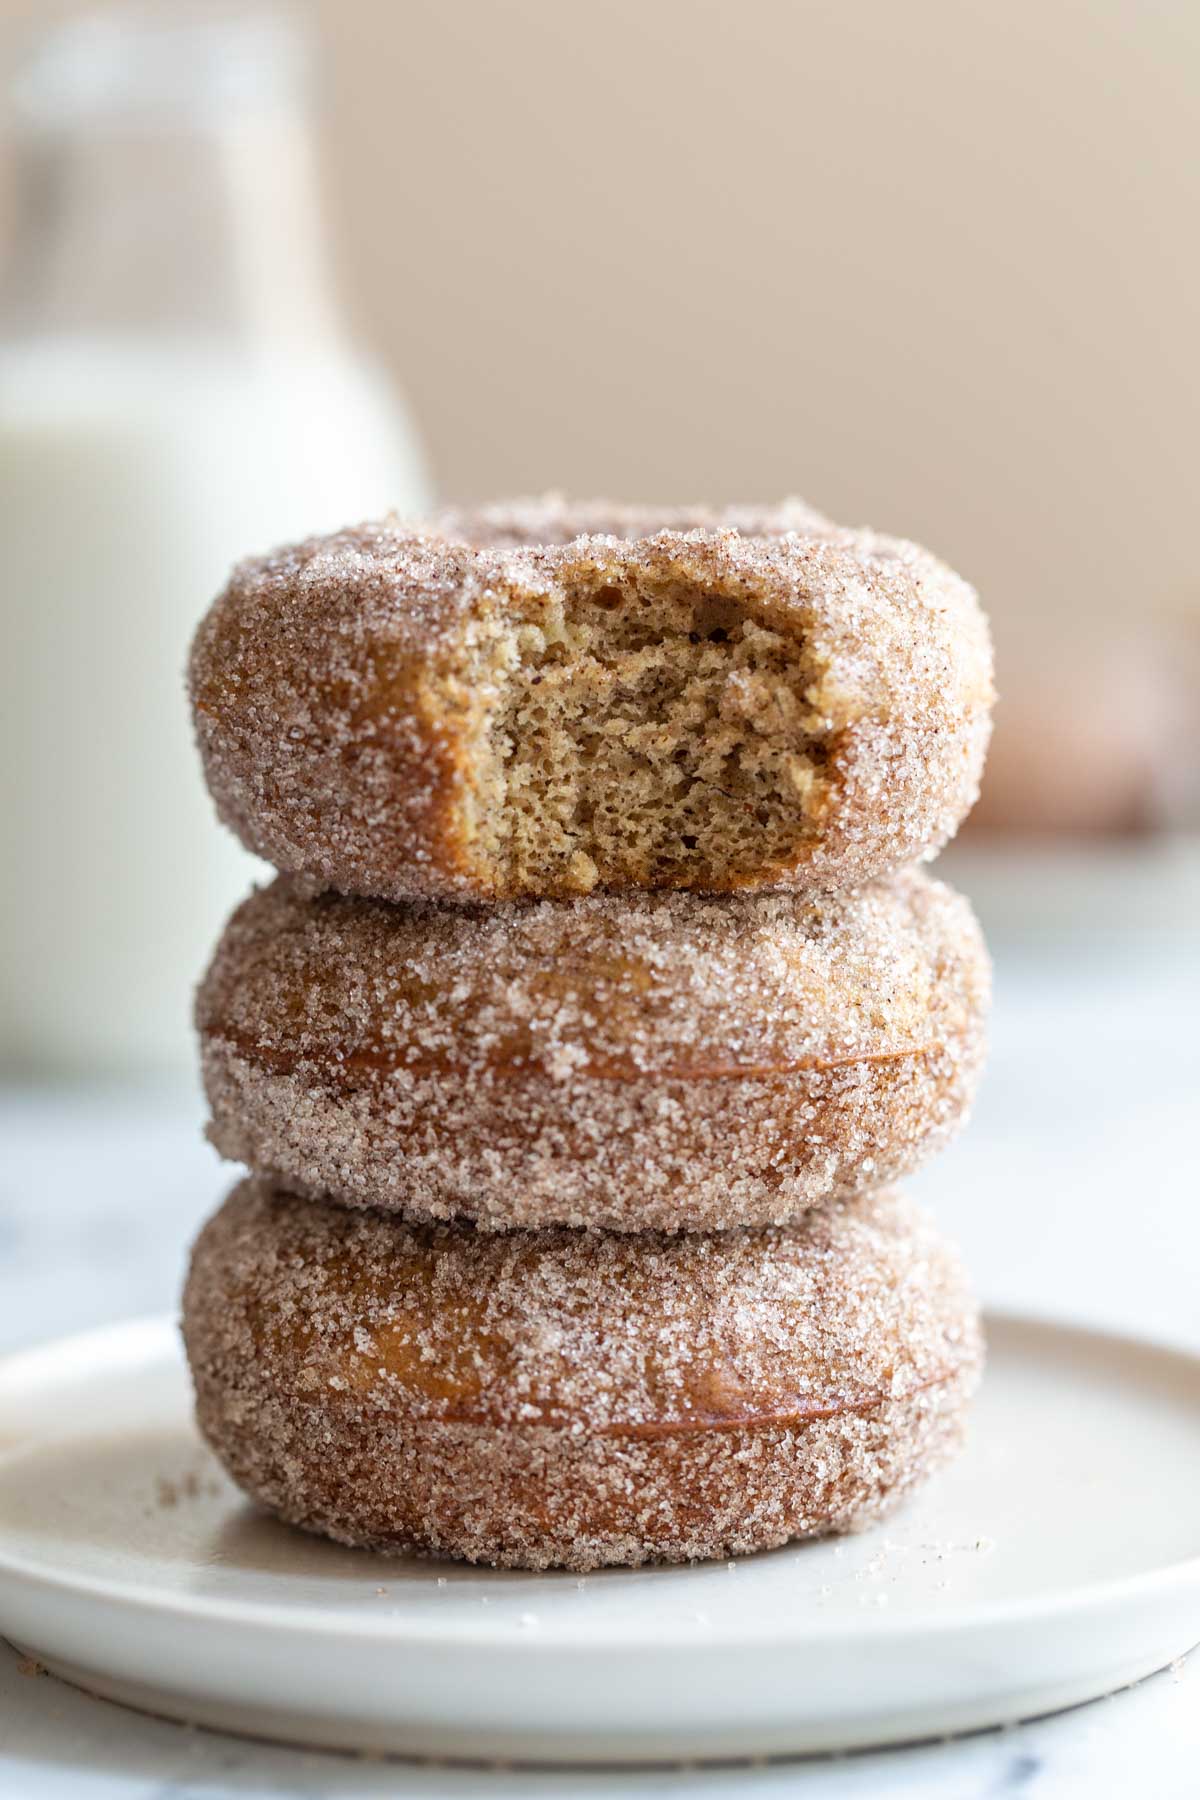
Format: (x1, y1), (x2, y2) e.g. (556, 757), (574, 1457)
(188, 497), (993, 903)
(182, 1180), (983, 1571)
(197, 866), (989, 1233)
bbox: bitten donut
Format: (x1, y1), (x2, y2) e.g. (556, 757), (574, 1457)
(182, 1180), (983, 1571)
(188, 497), (993, 903)
(197, 867), (989, 1233)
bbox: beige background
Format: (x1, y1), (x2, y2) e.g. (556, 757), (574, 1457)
(3, 0), (1198, 650)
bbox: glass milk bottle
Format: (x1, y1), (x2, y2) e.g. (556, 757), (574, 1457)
(0, 6), (429, 1075)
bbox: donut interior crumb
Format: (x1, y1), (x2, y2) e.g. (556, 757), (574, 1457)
(465, 571), (828, 893)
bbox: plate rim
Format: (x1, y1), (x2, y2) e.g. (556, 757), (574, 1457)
(0, 1309), (1197, 1653)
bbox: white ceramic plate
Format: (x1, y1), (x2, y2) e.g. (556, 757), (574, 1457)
(0, 1313), (1196, 1763)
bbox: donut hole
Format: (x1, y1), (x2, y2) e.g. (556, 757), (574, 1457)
(472, 574), (829, 893)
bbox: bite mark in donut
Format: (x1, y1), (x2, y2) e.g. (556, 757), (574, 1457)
(461, 568), (836, 896)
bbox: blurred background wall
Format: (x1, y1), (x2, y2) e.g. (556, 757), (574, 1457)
(1, 0), (1197, 1073)
(329, 0), (1198, 630)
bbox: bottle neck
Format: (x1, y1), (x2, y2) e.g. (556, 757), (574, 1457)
(2, 115), (343, 346)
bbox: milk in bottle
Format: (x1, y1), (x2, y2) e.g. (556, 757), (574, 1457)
(0, 7), (429, 1072)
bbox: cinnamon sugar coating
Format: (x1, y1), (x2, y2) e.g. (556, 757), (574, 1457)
(188, 497), (993, 904)
(182, 1181), (983, 1570)
(197, 866), (988, 1232)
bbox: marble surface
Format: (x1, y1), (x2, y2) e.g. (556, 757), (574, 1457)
(0, 1640), (1195, 1800)
(1, 930), (1198, 1798)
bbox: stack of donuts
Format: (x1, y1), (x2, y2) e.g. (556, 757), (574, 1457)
(182, 498), (994, 1571)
